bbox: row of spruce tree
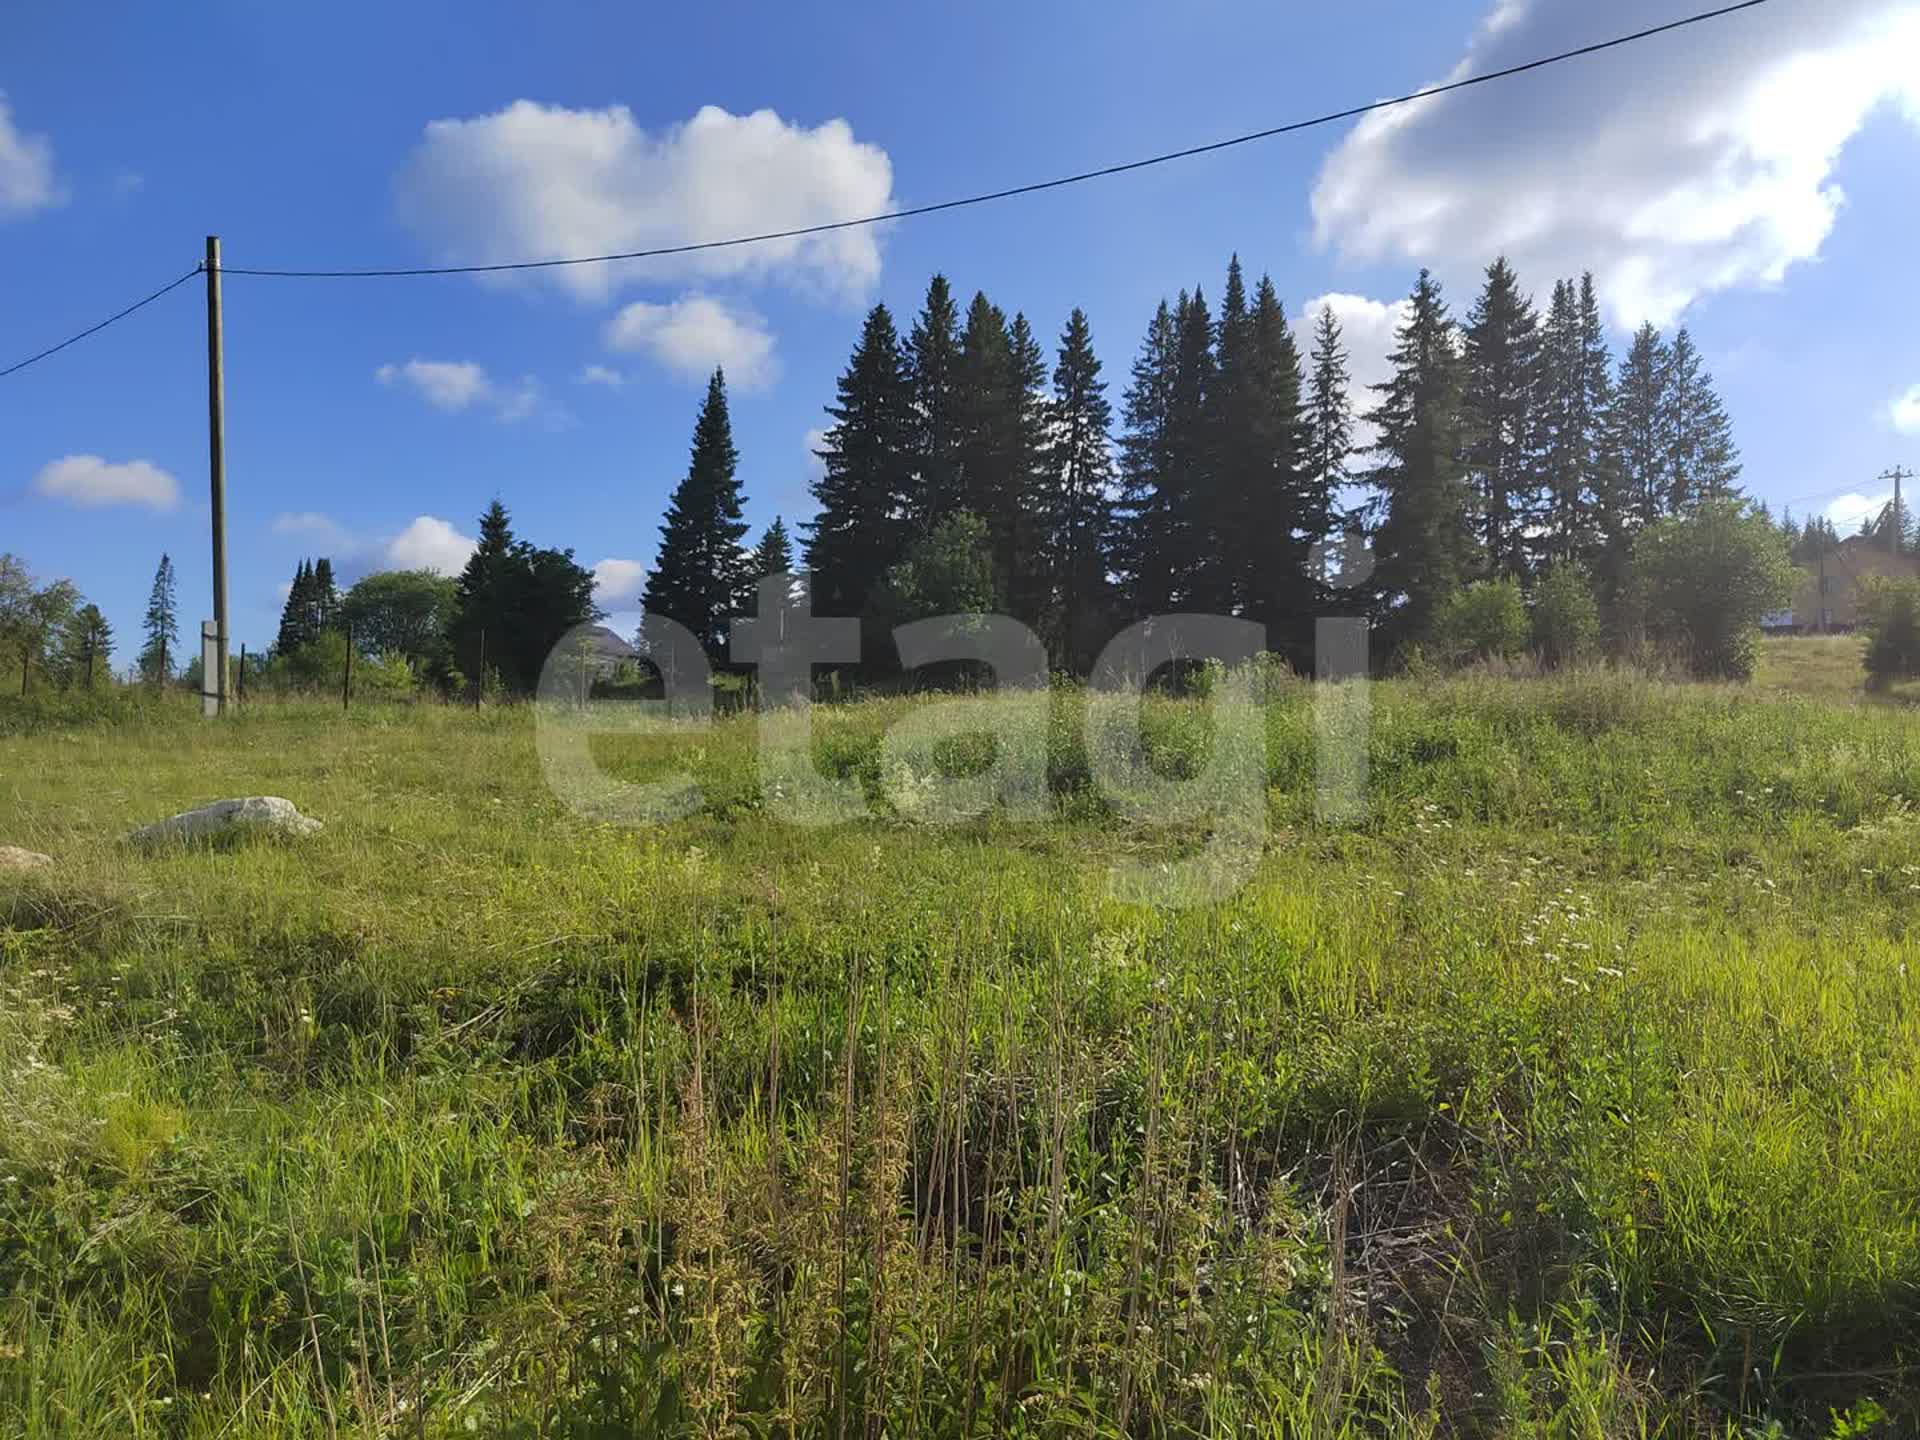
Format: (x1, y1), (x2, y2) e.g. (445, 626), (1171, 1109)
(639, 255), (1743, 672)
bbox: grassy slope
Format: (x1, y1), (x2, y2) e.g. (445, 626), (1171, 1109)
(2, 653), (1918, 1436)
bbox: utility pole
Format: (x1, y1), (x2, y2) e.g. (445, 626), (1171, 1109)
(206, 236), (232, 714)
(1881, 467), (1913, 556)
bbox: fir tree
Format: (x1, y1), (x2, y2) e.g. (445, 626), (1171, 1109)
(1609, 323), (1671, 528)
(1201, 256), (1254, 617)
(1002, 310), (1053, 623)
(751, 516), (795, 579)
(276, 559), (313, 655)
(1236, 273), (1316, 649)
(449, 499), (522, 686)
(1664, 327), (1742, 507)
(62, 603), (112, 687)
(140, 553), (179, 685)
(949, 292), (1016, 539)
(1045, 307), (1116, 671)
(640, 368), (753, 662)
(1114, 299), (1180, 617)
(1461, 256), (1542, 578)
(1366, 270), (1476, 651)
(1305, 305), (1354, 517)
(1164, 287), (1218, 609)
(904, 274), (963, 530)
(805, 304), (915, 625)
(1536, 273), (1615, 566)
(312, 557), (341, 634)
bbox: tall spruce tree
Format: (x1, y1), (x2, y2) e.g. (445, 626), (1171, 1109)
(1664, 327), (1742, 508)
(276, 559), (313, 655)
(950, 292), (1017, 545)
(1002, 310), (1053, 624)
(312, 558), (340, 634)
(1226, 272), (1316, 648)
(1609, 323), (1672, 528)
(805, 304), (915, 625)
(1114, 299), (1180, 617)
(1164, 287), (1218, 609)
(904, 274), (963, 530)
(1202, 258), (1255, 617)
(1305, 305), (1354, 514)
(1461, 256), (1542, 578)
(1046, 307), (1116, 671)
(1366, 269), (1475, 650)
(450, 499), (522, 686)
(140, 553), (179, 685)
(640, 368), (752, 661)
(1536, 273), (1615, 566)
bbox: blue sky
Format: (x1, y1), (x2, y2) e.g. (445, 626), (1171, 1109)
(3, 0), (1917, 656)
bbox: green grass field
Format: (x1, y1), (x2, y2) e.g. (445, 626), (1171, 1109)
(3, 640), (1918, 1436)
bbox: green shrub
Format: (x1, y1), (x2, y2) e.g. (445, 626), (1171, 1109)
(1860, 576), (1920, 690)
(1629, 499), (1793, 681)
(1530, 565), (1601, 669)
(1432, 578), (1529, 666)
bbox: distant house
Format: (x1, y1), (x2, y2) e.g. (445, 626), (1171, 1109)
(1785, 537), (1920, 633)
(577, 625), (640, 675)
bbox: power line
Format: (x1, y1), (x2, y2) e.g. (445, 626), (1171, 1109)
(0, 0), (1775, 377)
(222, 0), (1774, 280)
(0, 265), (202, 379)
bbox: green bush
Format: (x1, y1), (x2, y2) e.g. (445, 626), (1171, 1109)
(1530, 565), (1601, 670)
(1629, 499), (1794, 681)
(1861, 576), (1920, 690)
(1432, 578), (1529, 666)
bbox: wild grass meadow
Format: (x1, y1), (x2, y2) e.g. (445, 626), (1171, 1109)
(2, 639), (1918, 1437)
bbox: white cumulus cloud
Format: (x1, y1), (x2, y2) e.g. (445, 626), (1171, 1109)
(376, 358), (548, 423)
(384, 516), (476, 575)
(0, 95), (63, 219)
(592, 557), (647, 604)
(604, 294), (778, 388)
(393, 102), (894, 303)
(1311, 0), (1920, 327)
(32, 455), (179, 511)
(577, 364), (626, 389)
(1892, 383), (1920, 435)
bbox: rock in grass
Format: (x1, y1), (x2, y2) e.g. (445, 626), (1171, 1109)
(0, 845), (54, 870)
(128, 797), (322, 849)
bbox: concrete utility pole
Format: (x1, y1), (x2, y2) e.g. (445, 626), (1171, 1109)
(206, 236), (232, 714)
(1881, 467), (1913, 555)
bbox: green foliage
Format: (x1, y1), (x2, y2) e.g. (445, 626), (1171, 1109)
(1631, 498), (1795, 680)
(1860, 576), (1920, 690)
(1530, 565), (1602, 669)
(339, 568), (455, 675)
(879, 509), (999, 622)
(449, 499), (599, 695)
(1432, 577), (1529, 666)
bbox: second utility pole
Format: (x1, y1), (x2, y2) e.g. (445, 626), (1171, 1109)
(206, 236), (232, 714)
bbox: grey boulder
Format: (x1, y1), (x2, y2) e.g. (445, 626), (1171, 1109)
(129, 797), (322, 848)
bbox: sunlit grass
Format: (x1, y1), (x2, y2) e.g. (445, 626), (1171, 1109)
(1, 668), (1917, 1435)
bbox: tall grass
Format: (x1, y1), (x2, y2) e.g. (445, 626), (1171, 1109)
(1, 659), (1917, 1435)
